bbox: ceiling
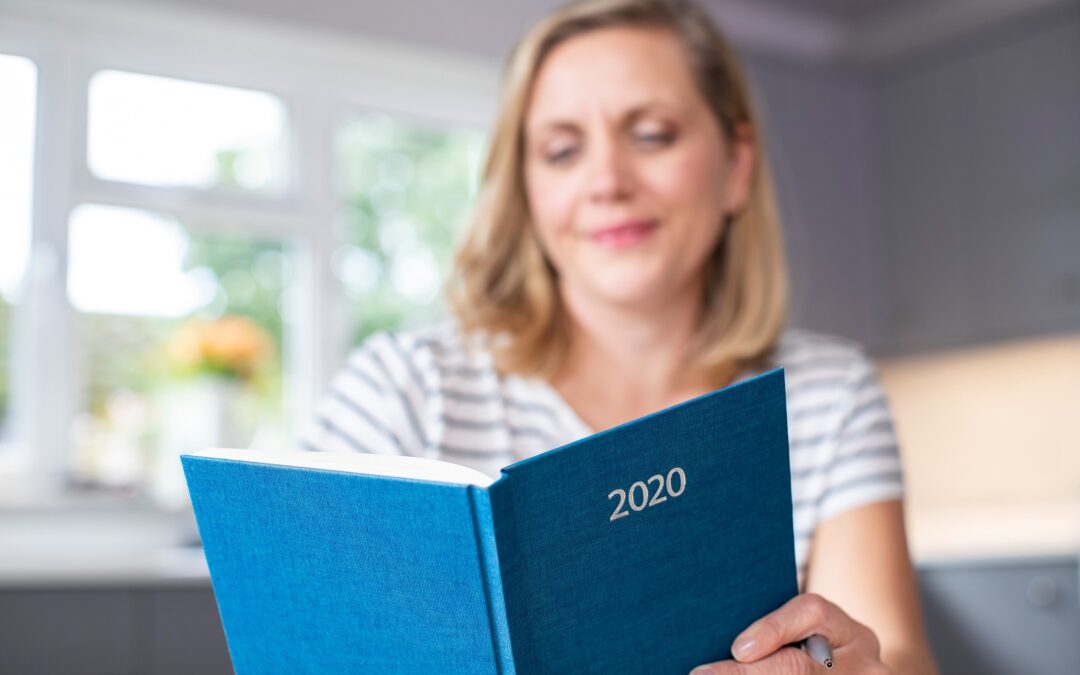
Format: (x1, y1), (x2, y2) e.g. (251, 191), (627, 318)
(752, 0), (936, 22)
(67, 0), (1077, 66)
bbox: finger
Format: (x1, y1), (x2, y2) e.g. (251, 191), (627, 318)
(691, 645), (821, 675)
(730, 593), (852, 662)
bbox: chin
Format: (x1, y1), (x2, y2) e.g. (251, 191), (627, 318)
(558, 255), (687, 309)
(584, 276), (673, 310)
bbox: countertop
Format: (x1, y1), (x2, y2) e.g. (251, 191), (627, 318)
(907, 500), (1080, 566)
(2, 500), (1078, 587)
(0, 504), (208, 588)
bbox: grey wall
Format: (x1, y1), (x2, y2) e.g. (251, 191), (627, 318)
(873, 5), (1080, 355)
(742, 3), (1080, 357)
(743, 53), (888, 352)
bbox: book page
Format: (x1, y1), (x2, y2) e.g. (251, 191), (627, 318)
(189, 448), (495, 487)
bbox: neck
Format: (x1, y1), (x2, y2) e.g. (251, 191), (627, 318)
(554, 280), (707, 412)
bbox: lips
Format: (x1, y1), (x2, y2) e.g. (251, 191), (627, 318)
(587, 220), (658, 249)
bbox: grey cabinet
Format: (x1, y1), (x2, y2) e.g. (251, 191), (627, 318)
(0, 589), (141, 674)
(148, 588), (234, 675)
(919, 556), (1080, 675)
(3, 557), (1079, 674)
(877, 10), (1080, 355)
(0, 586), (232, 675)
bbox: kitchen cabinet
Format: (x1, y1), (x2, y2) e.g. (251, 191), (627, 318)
(919, 556), (1080, 675)
(876, 13), (1080, 355)
(1, 555), (1077, 674)
(0, 587), (231, 675)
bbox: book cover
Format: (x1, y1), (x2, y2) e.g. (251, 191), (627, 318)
(182, 367), (797, 674)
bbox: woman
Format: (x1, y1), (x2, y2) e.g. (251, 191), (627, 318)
(304, 0), (938, 672)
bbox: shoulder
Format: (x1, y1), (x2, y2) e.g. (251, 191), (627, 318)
(773, 329), (898, 466)
(775, 331), (904, 526)
(393, 321), (494, 367)
(773, 328), (871, 371)
(771, 328), (880, 399)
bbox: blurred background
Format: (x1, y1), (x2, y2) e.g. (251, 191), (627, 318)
(0, 0), (1076, 672)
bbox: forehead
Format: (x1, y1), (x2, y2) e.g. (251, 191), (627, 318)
(526, 26), (704, 127)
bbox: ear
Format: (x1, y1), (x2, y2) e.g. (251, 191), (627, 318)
(723, 123), (756, 217)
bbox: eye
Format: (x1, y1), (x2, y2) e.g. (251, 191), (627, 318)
(631, 117), (678, 148)
(544, 143), (579, 165)
(633, 129), (676, 148)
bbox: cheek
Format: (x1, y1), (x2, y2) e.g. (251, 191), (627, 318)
(525, 164), (581, 249)
(649, 145), (728, 227)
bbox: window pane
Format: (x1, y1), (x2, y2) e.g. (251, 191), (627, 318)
(67, 204), (293, 503)
(0, 54), (37, 443)
(336, 112), (484, 344)
(88, 70), (288, 193)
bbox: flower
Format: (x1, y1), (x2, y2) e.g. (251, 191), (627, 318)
(166, 315), (274, 382)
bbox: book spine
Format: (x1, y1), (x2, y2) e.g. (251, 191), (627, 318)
(468, 485), (516, 674)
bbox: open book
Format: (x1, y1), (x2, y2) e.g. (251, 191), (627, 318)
(182, 368), (797, 675)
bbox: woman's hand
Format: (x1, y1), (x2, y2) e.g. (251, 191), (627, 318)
(689, 593), (892, 674)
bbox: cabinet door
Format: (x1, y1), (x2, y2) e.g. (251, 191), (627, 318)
(0, 589), (139, 675)
(919, 558), (1080, 675)
(879, 13), (1080, 354)
(146, 587), (233, 674)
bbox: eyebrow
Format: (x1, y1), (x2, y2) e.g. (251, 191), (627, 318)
(527, 99), (679, 135)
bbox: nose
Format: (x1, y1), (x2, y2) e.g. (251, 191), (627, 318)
(586, 134), (633, 203)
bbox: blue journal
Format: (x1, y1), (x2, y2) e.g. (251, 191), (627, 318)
(182, 368), (797, 674)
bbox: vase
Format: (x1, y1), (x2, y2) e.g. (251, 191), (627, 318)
(152, 376), (259, 511)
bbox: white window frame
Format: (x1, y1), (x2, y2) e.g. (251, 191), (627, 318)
(0, 0), (498, 505)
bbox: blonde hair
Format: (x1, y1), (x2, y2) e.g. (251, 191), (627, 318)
(448, 0), (788, 386)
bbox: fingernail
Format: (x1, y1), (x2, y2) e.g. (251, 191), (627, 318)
(690, 667), (717, 675)
(732, 636), (757, 659)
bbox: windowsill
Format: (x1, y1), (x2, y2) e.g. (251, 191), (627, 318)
(2, 498), (1079, 588)
(0, 499), (210, 588)
(0, 545), (210, 588)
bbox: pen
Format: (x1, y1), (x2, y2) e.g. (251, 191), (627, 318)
(802, 634), (833, 669)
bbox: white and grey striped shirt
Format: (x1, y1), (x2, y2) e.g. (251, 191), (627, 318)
(301, 322), (905, 587)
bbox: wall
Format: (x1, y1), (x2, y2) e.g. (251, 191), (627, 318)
(744, 53), (888, 351)
(110, 0), (1080, 357)
(880, 333), (1080, 511)
(93, 0), (897, 354)
(750, 3), (1080, 358)
(874, 5), (1080, 355)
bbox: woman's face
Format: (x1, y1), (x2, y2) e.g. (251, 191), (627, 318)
(523, 26), (754, 313)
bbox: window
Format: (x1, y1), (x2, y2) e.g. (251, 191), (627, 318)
(0, 7), (497, 505)
(68, 69), (297, 500)
(67, 204), (293, 494)
(87, 70), (289, 193)
(336, 111), (484, 344)
(0, 54), (37, 445)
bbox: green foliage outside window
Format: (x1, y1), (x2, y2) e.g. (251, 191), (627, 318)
(182, 235), (287, 357)
(78, 235), (287, 417)
(338, 113), (484, 345)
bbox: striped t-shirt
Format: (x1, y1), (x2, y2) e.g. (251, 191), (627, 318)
(301, 322), (905, 587)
